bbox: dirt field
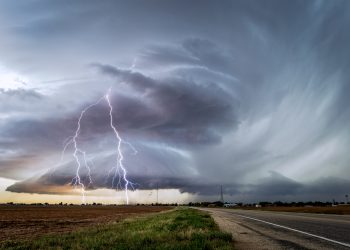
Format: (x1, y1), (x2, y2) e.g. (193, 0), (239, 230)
(0, 205), (172, 242)
(238, 205), (350, 214)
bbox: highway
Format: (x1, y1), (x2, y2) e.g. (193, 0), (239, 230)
(197, 208), (350, 250)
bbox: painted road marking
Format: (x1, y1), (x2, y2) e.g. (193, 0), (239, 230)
(236, 214), (350, 248)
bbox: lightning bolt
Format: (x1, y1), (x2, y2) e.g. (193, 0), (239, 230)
(62, 89), (134, 204)
(105, 88), (134, 204)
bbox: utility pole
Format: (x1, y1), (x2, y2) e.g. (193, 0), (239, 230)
(156, 183), (159, 204)
(220, 185), (224, 203)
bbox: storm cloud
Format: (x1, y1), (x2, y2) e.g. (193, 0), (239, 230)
(1, 0), (350, 203)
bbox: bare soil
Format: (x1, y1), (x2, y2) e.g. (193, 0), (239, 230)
(0, 205), (171, 242)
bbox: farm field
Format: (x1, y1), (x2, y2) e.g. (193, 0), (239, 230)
(237, 205), (350, 215)
(0, 207), (233, 250)
(0, 205), (171, 242)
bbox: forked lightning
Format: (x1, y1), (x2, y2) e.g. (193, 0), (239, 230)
(62, 89), (133, 204)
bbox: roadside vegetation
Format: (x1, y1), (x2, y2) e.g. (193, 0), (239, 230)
(0, 208), (233, 250)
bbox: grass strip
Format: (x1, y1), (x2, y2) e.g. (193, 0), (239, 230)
(1, 208), (233, 250)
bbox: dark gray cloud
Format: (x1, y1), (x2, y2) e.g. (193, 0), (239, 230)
(237, 174), (350, 202)
(94, 63), (238, 144)
(0, 155), (39, 180)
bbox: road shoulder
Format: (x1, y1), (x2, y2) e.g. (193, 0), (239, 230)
(199, 208), (282, 250)
(196, 208), (349, 250)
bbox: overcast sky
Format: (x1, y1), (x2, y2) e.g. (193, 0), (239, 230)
(1, 0), (350, 204)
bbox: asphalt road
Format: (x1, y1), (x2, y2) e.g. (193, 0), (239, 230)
(197, 208), (350, 250)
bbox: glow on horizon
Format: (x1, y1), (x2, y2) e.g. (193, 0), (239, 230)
(0, 177), (191, 204)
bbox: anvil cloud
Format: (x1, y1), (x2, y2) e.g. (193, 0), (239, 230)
(1, 0), (350, 203)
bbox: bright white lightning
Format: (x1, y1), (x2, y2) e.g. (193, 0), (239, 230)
(62, 89), (134, 204)
(106, 88), (133, 204)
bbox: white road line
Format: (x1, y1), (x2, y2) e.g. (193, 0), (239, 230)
(236, 214), (350, 248)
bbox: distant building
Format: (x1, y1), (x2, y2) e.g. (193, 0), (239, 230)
(224, 203), (237, 208)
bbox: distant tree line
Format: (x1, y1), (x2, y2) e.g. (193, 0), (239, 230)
(2, 202), (179, 206)
(186, 200), (349, 207)
(2, 200), (348, 207)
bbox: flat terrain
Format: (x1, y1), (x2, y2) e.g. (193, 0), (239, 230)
(238, 205), (350, 215)
(198, 208), (350, 250)
(0, 208), (233, 250)
(0, 205), (170, 242)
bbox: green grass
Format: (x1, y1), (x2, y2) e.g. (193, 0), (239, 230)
(0, 208), (233, 250)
